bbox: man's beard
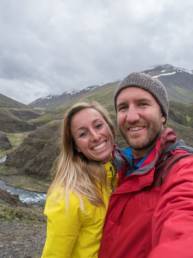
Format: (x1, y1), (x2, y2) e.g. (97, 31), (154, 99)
(120, 127), (162, 152)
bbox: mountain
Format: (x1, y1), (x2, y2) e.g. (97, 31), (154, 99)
(29, 85), (100, 109)
(143, 64), (193, 104)
(0, 93), (27, 108)
(1, 64), (193, 110)
(29, 64), (193, 110)
(0, 93), (43, 133)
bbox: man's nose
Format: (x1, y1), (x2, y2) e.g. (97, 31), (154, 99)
(125, 106), (140, 123)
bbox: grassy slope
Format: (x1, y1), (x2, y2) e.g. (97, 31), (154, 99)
(0, 108), (39, 133)
(0, 94), (27, 108)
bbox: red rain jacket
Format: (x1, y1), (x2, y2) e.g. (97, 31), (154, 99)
(99, 128), (193, 258)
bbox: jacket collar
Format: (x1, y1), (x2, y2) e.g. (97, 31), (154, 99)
(114, 128), (177, 194)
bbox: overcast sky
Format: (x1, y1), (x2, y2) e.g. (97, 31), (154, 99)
(0, 0), (193, 104)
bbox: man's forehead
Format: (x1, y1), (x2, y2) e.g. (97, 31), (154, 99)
(116, 87), (154, 102)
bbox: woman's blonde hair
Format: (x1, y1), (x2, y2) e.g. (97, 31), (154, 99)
(49, 101), (115, 206)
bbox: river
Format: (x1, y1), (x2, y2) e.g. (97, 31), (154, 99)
(0, 155), (46, 205)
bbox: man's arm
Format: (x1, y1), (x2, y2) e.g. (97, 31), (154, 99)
(149, 156), (193, 258)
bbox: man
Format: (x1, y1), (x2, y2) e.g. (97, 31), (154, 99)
(99, 72), (193, 258)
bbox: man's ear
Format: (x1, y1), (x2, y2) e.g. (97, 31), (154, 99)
(161, 116), (166, 124)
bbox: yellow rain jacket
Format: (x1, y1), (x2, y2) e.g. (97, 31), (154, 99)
(41, 162), (116, 258)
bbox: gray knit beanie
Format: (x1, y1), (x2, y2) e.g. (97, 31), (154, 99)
(114, 72), (169, 120)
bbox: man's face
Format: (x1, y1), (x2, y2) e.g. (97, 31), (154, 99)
(116, 87), (166, 158)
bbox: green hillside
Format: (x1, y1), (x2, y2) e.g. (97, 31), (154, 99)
(0, 108), (39, 133)
(169, 101), (193, 127)
(5, 120), (61, 178)
(0, 94), (27, 108)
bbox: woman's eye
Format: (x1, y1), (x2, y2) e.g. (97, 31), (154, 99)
(79, 132), (86, 138)
(95, 123), (103, 129)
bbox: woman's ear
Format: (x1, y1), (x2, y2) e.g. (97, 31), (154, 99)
(76, 147), (81, 152)
(73, 140), (80, 152)
(75, 144), (81, 153)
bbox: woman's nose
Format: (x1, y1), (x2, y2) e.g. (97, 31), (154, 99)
(90, 129), (100, 141)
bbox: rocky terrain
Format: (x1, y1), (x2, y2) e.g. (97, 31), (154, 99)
(0, 131), (12, 150)
(0, 165), (48, 258)
(0, 199), (46, 258)
(0, 216), (46, 258)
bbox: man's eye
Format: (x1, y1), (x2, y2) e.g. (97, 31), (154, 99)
(139, 102), (149, 107)
(118, 106), (127, 112)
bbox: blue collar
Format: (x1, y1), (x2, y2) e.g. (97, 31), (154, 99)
(122, 147), (148, 175)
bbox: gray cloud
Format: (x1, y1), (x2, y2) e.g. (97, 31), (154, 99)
(0, 0), (193, 103)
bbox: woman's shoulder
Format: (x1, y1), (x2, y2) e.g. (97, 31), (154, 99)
(45, 187), (81, 212)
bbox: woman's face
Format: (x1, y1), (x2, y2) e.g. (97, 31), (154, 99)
(71, 108), (114, 162)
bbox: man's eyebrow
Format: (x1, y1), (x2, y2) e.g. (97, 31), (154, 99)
(116, 101), (127, 107)
(137, 98), (151, 102)
(118, 97), (151, 103)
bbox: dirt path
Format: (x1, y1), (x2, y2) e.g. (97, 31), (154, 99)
(0, 220), (46, 258)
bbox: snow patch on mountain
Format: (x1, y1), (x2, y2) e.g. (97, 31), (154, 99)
(153, 71), (177, 78)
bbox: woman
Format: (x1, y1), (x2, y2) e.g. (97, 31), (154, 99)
(41, 101), (116, 258)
